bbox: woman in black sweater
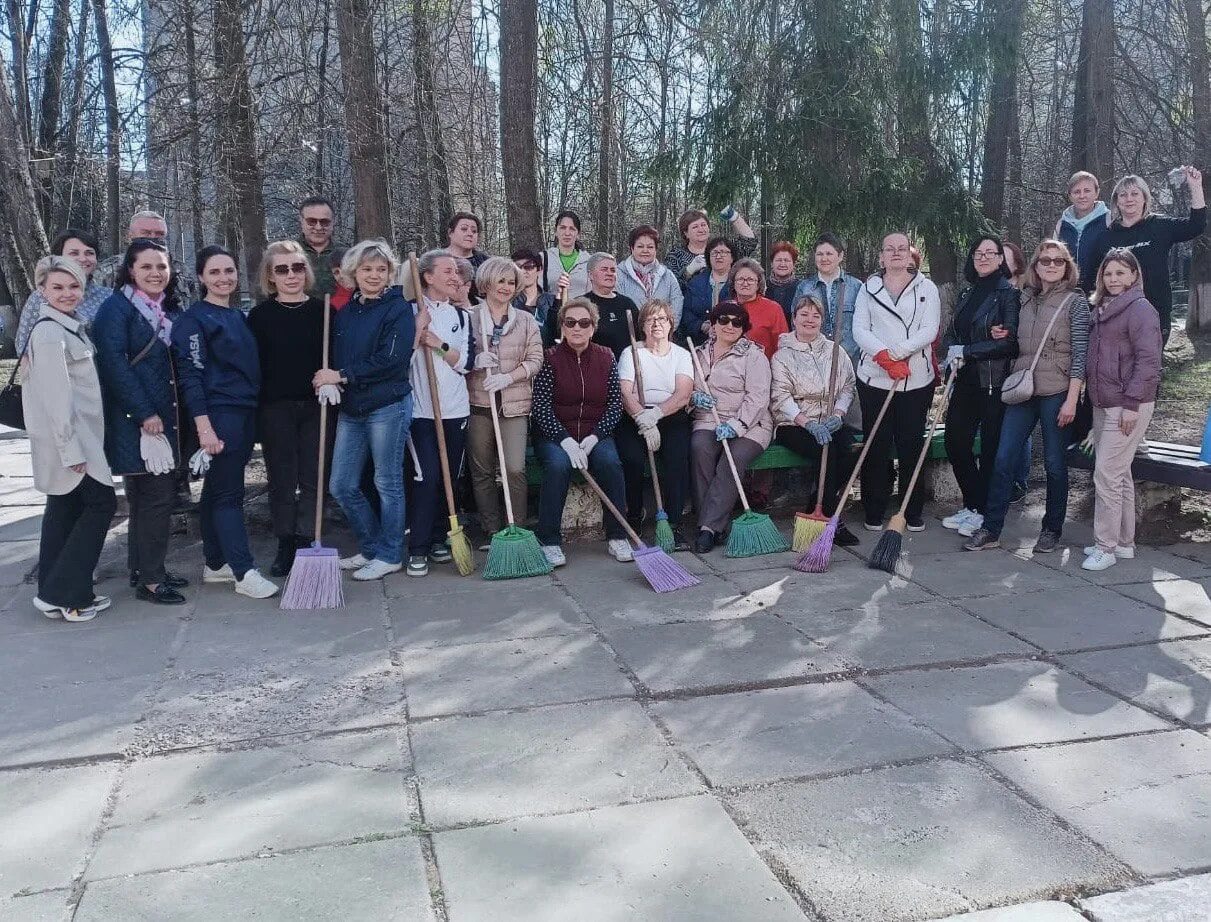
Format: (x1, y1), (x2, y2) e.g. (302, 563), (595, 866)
(248, 240), (330, 577)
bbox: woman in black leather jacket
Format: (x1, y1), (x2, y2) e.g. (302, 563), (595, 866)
(939, 236), (1020, 537)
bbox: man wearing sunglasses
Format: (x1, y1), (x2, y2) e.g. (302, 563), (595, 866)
(298, 196), (341, 296)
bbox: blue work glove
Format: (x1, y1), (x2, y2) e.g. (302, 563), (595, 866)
(945, 344), (965, 367)
(823, 414), (843, 433)
(805, 421), (832, 446)
(690, 390), (716, 410)
(719, 205), (738, 221)
(715, 423), (737, 441)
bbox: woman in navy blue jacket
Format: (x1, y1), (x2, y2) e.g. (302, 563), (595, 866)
(92, 239), (188, 605)
(171, 246), (278, 600)
(312, 240), (416, 581)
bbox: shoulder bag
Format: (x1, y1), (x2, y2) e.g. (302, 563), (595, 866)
(0, 318), (82, 430)
(1001, 293), (1074, 405)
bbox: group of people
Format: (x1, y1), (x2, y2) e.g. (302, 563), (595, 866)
(19, 166), (1199, 619)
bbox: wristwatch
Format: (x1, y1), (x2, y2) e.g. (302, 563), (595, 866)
(439, 342), (450, 354)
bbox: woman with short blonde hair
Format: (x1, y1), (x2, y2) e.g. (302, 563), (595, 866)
(341, 239), (400, 285)
(258, 240), (315, 297)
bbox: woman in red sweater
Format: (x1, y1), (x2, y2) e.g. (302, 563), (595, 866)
(728, 258), (788, 358)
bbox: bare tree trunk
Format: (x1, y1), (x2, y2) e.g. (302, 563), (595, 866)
(183, 7), (205, 252)
(1185, 0), (1211, 330)
(1071, 0), (1115, 182)
(979, 0), (1025, 228)
(498, 0), (541, 250)
(0, 48), (51, 308)
(54, 0), (89, 229)
(315, 0), (332, 189)
(36, 0), (71, 152)
(596, 0), (614, 249)
(412, 3), (452, 245)
(335, 0), (391, 239)
(5, 0), (31, 144)
(91, 0), (121, 255)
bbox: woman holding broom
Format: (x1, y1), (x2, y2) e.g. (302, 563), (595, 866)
(468, 257), (545, 550)
(770, 296), (859, 547)
(688, 301), (774, 553)
(616, 298), (694, 548)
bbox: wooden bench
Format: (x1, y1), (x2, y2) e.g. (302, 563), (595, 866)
(1067, 439), (1211, 490)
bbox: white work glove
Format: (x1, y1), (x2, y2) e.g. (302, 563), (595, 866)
(579, 433), (599, 456)
(139, 433), (175, 475)
(189, 447), (211, 477)
(559, 436), (588, 471)
(483, 372), (512, 393)
(318, 383), (342, 405)
(643, 426), (661, 452)
(634, 407), (662, 431)
(944, 344), (965, 367)
(685, 253), (707, 277)
(474, 351), (499, 370)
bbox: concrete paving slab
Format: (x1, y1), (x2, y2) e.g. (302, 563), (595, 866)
(411, 700), (701, 826)
(187, 571), (384, 615)
(0, 539), (42, 586)
(899, 550), (1081, 599)
(76, 838), (434, 922)
(0, 763), (117, 896)
(0, 620), (177, 688)
(607, 615), (853, 695)
(0, 891), (69, 922)
(1060, 638), (1211, 726)
(986, 729), (1211, 875)
(396, 633), (633, 718)
(550, 542), (713, 589)
(727, 758), (1129, 922)
(935, 903), (1086, 921)
(1079, 872), (1211, 921)
(89, 730), (414, 878)
(958, 586), (1208, 652)
(575, 575), (774, 631)
(1114, 577), (1211, 628)
(725, 567), (934, 614)
(699, 549), (804, 575)
(1026, 545), (1211, 586)
(654, 682), (954, 787)
(779, 599), (1034, 671)
(389, 583), (590, 649)
(0, 509), (43, 542)
(434, 795), (807, 922)
(383, 567), (559, 600)
(866, 661), (1167, 751)
(1168, 541), (1211, 567)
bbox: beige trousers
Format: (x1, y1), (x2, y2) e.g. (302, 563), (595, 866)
(1091, 402), (1154, 552)
(467, 409), (530, 535)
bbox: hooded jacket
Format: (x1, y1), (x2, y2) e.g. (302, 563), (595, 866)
(1055, 202), (1110, 292)
(769, 332), (856, 427)
(690, 337), (774, 448)
(1086, 285), (1161, 411)
(332, 285), (416, 417)
(615, 257), (685, 327)
(171, 300), (262, 418)
(851, 271), (941, 392)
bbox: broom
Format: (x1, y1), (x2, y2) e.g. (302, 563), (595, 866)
(580, 469), (700, 592)
(792, 294), (847, 551)
(282, 295), (345, 610)
(796, 378), (902, 573)
(625, 312), (676, 552)
(409, 252), (475, 576)
(688, 344), (789, 557)
(869, 368), (958, 573)
(476, 307), (553, 580)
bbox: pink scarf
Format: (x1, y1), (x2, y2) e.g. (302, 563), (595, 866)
(124, 285), (172, 345)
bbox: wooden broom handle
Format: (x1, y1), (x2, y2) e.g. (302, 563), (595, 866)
(813, 285), (847, 512)
(625, 312), (666, 511)
(893, 370), (957, 517)
(478, 307), (518, 526)
(313, 294), (331, 544)
(832, 378), (903, 517)
(688, 342), (751, 512)
(409, 252), (459, 515)
(580, 468), (643, 546)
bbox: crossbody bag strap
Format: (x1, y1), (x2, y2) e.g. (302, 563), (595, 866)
(130, 332), (158, 367)
(5, 317), (65, 388)
(1025, 293), (1074, 374)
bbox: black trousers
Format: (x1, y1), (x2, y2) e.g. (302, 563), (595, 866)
(857, 380), (934, 525)
(945, 378), (1007, 514)
(776, 424), (855, 516)
(39, 476), (117, 609)
(125, 472), (176, 584)
(260, 399), (330, 540)
(615, 412), (692, 527)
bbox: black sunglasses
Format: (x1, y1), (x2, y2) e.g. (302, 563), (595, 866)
(714, 316), (745, 329)
(272, 261), (309, 276)
(562, 317), (595, 329)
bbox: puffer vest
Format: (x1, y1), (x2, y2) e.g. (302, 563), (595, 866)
(547, 340), (614, 441)
(1012, 288), (1076, 398)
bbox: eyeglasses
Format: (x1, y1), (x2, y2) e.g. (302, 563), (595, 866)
(882, 246), (911, 255)
(1036, 257), (1066, 268)
(646, 316), (671, 326)
(973, 250), (1001, 260)
(517, 262), (538, 271)
(303, 218), (332, 228)
(272, 262), (309, 276)
(714, 316), (745, 329)
(563, 317), (594, 329)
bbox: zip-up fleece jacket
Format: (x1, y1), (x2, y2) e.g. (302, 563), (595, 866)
(171, 300), (261, 418)
(851, 271), (941, 392)
(531, 340), (622, 442)
(1086, 285), (1161, 412)
(332, 285), (416, 417)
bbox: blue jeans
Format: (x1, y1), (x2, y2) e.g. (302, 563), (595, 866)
(200, 408), (258, 579)
(407, 416), (468, 556)
(535, 436), (627, 546)
(1015, 435), (1032, 485)
(329, 396), (412, 564)
(984, 392), (1070, 538)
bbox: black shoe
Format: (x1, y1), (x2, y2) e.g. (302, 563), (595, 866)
(130, 570), (189, 589)
(270, 538), (296, 578)
(136, 583), (187, 605)
(694, 529), (716, 554)
(1010, 482), (1028, 504)
(671, 527), (690, 552)
(835, 524), (860, 547)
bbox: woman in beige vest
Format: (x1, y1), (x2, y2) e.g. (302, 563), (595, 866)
(964, 240), (1090, 554)
(23, 257), (117, 622)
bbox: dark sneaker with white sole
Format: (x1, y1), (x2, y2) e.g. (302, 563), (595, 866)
(1033, 530), (1061, 553)
(963, 528), (1000, 551)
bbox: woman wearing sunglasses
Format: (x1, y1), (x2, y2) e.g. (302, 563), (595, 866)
(688, 301), (774, 552)
(964, 240), (1089, 554)
(249, 240), (331, 577)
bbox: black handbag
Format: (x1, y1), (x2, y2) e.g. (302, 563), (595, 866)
(0, 318), (57, 431)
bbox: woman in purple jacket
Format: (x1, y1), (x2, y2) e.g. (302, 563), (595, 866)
(1082, 249), (1162, 572)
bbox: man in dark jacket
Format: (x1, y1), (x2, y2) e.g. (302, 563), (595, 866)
(298, 196), (341, 297)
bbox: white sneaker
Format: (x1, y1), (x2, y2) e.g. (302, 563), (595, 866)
(608, 539), (634, 562)
(352, 559), (402, 581)
(942, 508), (977, 530)
(1083, 545), (1135, 559)
(234, 568), (280, 599)
(33, 597), (102, 621)
(957, 513), (984, 537)
(1082, 549), (1117, 571)
(542, 545), (566, 567)
(339, 553), (369, 571)
(203, 563), (235, 583)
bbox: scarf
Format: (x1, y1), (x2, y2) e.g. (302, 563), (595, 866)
(632, 259), (659, 298)
(124, 285), (171, 345)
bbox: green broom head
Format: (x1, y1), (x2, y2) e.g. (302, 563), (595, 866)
(867, 513), (906, 573)
(482, 524), (553, 580)
(447, 517), (476, 576)
(792, 510), (827, 552)
(653, 509), (676, 553)
(725, 510), (790, 558)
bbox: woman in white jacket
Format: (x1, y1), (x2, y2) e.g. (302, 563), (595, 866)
(851, 232), (940, 532)
(615, 225), (684, 327)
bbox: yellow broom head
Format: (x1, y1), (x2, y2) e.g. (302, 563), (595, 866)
(792, 511), (828, 552)
(447, 518), (476, 576)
